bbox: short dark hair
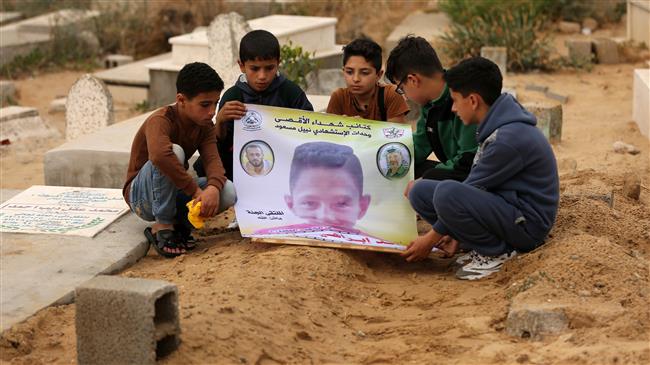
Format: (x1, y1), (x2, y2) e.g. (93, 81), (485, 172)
(245, 143), (263, 153)
(289, 142), (364, 195)
(444, 57), (503, 106)
(343, 38), (382, 72)
(239, 30), (280, 62)
(385, 35), (443, 83)
(176, 62), (224, 99)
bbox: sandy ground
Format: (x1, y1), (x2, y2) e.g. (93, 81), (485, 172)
(1, 28), (649, 365)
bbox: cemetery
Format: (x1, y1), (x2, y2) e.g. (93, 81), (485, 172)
(0, 1), (649, 364)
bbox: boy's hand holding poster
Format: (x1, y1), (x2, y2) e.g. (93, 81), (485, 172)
(234, 104), (417, 253)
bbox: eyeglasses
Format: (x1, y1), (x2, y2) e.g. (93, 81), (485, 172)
(395, 74), (412, 95)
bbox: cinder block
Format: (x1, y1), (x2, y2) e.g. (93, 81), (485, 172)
(593, 38), (619, 64)
(522, 102), (563, 143)
(565, 39), (593, 63)
(76, 275), (180, 365)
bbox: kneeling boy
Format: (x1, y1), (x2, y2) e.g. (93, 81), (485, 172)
(123, 62), (236, 258)
(403, 57), (559, 280)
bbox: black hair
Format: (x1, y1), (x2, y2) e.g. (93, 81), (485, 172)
(444, 57), (503, 106)
(385, 35), (443, 83)
(343, 38), (382, 72)
(176, 62), (224, 99)
(289, 142), (364, 195)
(245, 143), (263, 153)
(239, 29), (280, 62)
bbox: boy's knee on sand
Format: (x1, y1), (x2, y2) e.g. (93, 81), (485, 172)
(220, 180), (237, 211)
(432, 180), (465, 213)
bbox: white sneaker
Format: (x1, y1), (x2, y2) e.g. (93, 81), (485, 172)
(455, 251), (477, 265)
(226, 217), (239, 230)
(455, 251), (517, 280)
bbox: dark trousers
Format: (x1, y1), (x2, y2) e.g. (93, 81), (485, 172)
(408, 179), (543, 256)
(193, 139), (234, 181)
(415, 160), (469, 182)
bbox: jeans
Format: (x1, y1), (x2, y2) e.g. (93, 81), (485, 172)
(408, 179), (543, 256)
(129, 144), (236, 225)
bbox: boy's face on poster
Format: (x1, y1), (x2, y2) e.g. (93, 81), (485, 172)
(343, 56), (382, 97)
(285, 167), (371, 230)
(239, 58), (279, 93)
(177, 91), (221, 126)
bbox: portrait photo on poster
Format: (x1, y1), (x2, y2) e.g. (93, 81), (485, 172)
(377, 142), (411, 179)
(240, 140), (274, 177)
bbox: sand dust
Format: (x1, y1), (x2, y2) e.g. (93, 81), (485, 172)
(1, 32), (649, 365)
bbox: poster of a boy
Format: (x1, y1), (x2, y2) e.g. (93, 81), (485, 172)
(123, 62), (236, 258)
(403, 57), (559, 280)
(327, 38), (409, 123)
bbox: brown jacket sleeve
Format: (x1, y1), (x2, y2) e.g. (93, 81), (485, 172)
(145, 116), (199, 196)
(198, 125), (227, 190)
(326, 88), (345, 115)
(384, 84), (410, 121)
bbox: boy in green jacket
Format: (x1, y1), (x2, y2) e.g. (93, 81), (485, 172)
(385, 35), (478, 183)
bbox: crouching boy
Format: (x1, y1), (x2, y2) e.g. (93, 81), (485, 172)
(123, 62), (236, 258)
(402, 57), (559, 280)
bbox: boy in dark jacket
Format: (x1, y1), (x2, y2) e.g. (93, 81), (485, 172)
(402, 57), (559, 280)
(385, 35), (478, 183)
(194, 29), (313, 180)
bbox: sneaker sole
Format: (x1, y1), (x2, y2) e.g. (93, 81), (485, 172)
(455, 267), (500, 280)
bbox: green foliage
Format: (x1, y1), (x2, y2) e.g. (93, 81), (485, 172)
(0, 22), (98, 78)
(133, 100), (152, 113)
(440, 1), (554, 72)
(280, 41), (317, 90)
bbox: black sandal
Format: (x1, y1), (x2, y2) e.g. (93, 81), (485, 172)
(144, 227), (185, 258)
(173, 223), (198, 251)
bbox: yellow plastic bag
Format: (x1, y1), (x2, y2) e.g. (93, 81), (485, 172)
(186, 200), (205, 229)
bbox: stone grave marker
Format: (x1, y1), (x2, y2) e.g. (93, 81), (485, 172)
(65, 74), (114, 141)
(207, 12), (251, 89)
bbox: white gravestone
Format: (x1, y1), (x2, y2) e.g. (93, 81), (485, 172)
(65, 74), (114, 141)
(207, 12), (252, 89)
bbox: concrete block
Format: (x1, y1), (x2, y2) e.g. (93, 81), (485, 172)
(481, 46), (507, 75)
(525, 83), (548, 93)
(565, 39), (593, 63)
(0, 106), (60, 141)
(544, 90), (569, 104)
(506, 303), (569, 340)
(48, 97), (66, 114)
(633, 69), (649, 141)
(76, 275), (180, 365)
(207, 12), (253, 89)
(593, 38), (619, 64)
(558, 21), (580, 33)
(628, 0), (650, 46)
(104, 54), (134, 69)
(45, 111), (149, 188)
(522, 102), (562, 143)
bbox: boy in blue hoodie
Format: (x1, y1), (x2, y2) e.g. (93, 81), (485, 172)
(402, 57), (559, 280)
(194, 29), (314, 181)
